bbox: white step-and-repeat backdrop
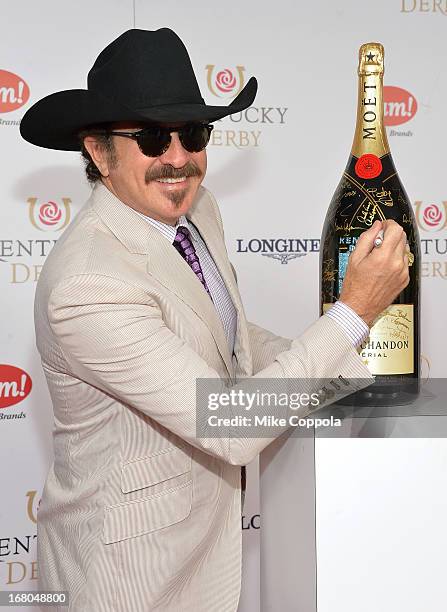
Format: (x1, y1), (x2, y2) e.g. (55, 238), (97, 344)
(1, 1), (445, 610)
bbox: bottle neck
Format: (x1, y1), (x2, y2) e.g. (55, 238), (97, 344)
(351, 71), (390, 158)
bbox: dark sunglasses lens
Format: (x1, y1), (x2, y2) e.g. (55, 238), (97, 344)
(138, 129), (171, 157)
(180, 125), (211, 152)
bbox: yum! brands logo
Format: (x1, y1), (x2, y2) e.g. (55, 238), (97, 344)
(0, 70), (29, 113)
(205, 65), (245, 99)
(0, 364), (32, 422)
(384, 86), (417, 127)
(27, 197), (71, 232)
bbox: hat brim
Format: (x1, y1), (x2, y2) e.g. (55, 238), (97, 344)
(20, 77), (258, 151)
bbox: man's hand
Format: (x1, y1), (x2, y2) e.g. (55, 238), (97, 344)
(339, 219), (410, 327)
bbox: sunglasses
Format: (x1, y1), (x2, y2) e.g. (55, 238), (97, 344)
(105, 123), (214, 157)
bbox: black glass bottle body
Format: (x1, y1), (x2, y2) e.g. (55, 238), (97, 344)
(320, 153), (421, 406)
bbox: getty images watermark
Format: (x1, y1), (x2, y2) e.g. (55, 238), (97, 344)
(196, 378), (447, 440)
(206, 389), (338, 429)
(194, 378), (362, 438)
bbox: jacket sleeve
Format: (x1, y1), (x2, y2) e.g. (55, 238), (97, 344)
(247, 321), (292, 373)
(47, 273), (373, 467)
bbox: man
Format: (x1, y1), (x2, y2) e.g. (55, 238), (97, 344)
(20, 28), (409, 612)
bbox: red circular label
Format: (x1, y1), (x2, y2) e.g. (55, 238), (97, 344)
(355, 154), (383, 179)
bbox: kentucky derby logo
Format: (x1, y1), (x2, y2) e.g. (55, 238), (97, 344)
(206, 65), (245, 99)
(414, 201), (447, 232)
(26, 490), (40, 524)
(401, 0), (447, 14)
(27, 197), (71, 232)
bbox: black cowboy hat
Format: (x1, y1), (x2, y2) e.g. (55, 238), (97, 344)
(20, 28), (257, 151)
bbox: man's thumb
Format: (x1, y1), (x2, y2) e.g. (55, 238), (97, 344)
(352, 220), (383, 261)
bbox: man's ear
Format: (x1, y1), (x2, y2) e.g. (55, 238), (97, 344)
(83, 136), (111, 177)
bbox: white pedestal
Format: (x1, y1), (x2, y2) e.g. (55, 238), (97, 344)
(259, 383), (447, 612)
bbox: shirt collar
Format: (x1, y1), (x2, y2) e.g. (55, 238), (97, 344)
(134, 210), (197, 243)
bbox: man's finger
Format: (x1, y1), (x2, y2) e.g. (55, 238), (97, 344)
(380, 220), (406, 250)
(397, 230), (408, 258)
(352, 220), (383, 262)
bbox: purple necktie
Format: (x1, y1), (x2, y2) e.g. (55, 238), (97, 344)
(173, 226), (213, 300)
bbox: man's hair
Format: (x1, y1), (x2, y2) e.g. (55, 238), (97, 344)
(78, 126), (117, 184)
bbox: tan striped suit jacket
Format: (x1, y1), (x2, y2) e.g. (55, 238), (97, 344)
(34, 182), (373, 611)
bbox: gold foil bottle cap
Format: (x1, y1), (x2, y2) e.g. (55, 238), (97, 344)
(358, 42), (384, 76)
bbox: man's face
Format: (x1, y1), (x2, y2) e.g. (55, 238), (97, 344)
(85, 122), (208, 225)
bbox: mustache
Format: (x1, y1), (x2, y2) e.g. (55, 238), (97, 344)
(145, 162), (202, 183)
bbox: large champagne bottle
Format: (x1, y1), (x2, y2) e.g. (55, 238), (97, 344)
(320, 42), (420, 406)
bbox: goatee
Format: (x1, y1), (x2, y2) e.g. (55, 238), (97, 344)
(165, 187), (189, 207)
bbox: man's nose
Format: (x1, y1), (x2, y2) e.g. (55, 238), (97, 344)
(159, 131), (189, 167)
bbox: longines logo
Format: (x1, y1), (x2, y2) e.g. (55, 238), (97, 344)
(204, 63), (288, 149)
(28, 198), (71, 232)
(236, 238), (320, 263)
(206, 65), (245, 99)
(242, 514), (260, 530)
(401, 0), (447, 13)
(0, 492), (38, 585)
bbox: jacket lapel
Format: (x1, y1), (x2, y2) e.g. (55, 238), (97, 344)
(90, 183), (245, 380)
(187, 189), (253, 378)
